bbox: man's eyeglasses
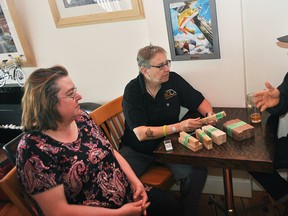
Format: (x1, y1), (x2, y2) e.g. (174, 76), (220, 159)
(149, 60), (171, 70)
(59, 86), (77, 100)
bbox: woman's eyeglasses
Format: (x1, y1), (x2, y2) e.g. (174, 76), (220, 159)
(59, 86), (77, 100)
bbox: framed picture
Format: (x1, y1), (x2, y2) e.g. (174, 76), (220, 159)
(163, 0), (220, 61)
(49, 0), (145, 28)
(0, 0), (36, 67)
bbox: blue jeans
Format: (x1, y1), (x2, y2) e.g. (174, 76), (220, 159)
(119, 145), (208, 216)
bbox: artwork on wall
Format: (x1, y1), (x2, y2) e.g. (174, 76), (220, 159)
(0, 0), (36, 67)
(163, 0), (220, 61)
(49, 0), (145, 28)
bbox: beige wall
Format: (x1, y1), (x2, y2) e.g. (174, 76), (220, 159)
(10, 0), (288, 107)
(243, 0), (288, 93)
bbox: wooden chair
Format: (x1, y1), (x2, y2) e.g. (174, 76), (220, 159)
(0, 166), (37, 216)
(89, 96), (175, 189)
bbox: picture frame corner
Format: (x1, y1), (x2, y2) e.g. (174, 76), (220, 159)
(0, 0), (36, 67)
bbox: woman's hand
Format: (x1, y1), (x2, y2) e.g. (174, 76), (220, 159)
(114, 150), (150, 215)
(119, 200), (150, 216)
(130, 181), (150, 215)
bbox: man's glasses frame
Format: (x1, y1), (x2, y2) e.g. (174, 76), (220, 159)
(149, 60), (171, 70)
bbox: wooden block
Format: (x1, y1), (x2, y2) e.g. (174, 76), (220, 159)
(196, 129), (213, 149)
(202, 125), (226, 145)
(201, 111), (227, 124)
(179, 131), (199, 146)
(178, 137), (203, 152)
(223, 119), (254, 141)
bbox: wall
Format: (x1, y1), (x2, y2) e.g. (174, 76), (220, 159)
(13, 0), (150, 104)
(144, 0), (246, 108)
(243, 0), (288, 93)
(12, 0), (288, 106)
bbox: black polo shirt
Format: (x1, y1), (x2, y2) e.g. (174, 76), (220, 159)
(121, 72), (204, 155)
(267, 72), (288, 116)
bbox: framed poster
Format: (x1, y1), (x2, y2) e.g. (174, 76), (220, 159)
(49, 0), (145, 28)
(163, 0), (220, 61)
(0, 0), (36, 67)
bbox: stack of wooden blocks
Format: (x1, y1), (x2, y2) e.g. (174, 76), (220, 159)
(178, 110), (227, 152)
(223, 119), (254, 141)
(195, 129), (213, 149)
(178, 131), (203, 152)
(202, 125), (227, 145)
(177, 112), (255, 152)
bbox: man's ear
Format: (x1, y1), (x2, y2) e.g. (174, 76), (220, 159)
(140, 66), (148, 75)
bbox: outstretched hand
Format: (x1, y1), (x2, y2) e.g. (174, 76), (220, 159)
(254, 82), (280, 112)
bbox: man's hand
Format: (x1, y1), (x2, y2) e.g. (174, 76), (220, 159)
(179, 117), (202, 132)
(254, 82), (280, 112)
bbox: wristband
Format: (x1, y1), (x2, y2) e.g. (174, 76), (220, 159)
(172, 126), (177, 133)
(163, 125), (167, 137)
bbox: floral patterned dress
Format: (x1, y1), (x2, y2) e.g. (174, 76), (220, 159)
(16, 113), (133, 215)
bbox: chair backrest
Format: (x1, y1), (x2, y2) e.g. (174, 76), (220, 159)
(3, 132), (23, 165)
(89, 96), (175, 189)
(89, 96), (124, 150)
(0, 166), (37, 216)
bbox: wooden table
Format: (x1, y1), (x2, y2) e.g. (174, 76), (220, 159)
(154, 107), (278, 216)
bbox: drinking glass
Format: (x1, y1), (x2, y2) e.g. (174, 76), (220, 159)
(246, 93), (261, 123)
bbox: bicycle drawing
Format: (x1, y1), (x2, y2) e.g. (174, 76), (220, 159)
(0, 54), (26, 87)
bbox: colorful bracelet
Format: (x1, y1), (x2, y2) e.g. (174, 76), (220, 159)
(163, 125), (167, 136)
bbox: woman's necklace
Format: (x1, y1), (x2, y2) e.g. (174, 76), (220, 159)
(145, 83), (161, 98)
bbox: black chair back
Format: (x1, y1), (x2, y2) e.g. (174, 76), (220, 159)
(3, 132), (23, 165)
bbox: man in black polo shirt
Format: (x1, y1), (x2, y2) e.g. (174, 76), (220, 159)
(120, 45), (215, 216)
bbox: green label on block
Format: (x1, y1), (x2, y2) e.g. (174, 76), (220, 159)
(199, 132), (206, 142)
(184, 134), (191, 146)
(216, 112), (224, 119)
(206, 127), (218, 137)
(226, 121), (246, 136)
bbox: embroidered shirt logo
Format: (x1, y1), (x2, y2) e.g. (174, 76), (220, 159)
(164, 89), (177, 99)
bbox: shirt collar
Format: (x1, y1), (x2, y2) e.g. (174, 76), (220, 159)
(138, 73), (148, 95)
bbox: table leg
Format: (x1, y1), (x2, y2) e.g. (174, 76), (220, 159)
(208, 168), (237, 216)
(223, 168), (236, 216)
(209, 168), (268, 216)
